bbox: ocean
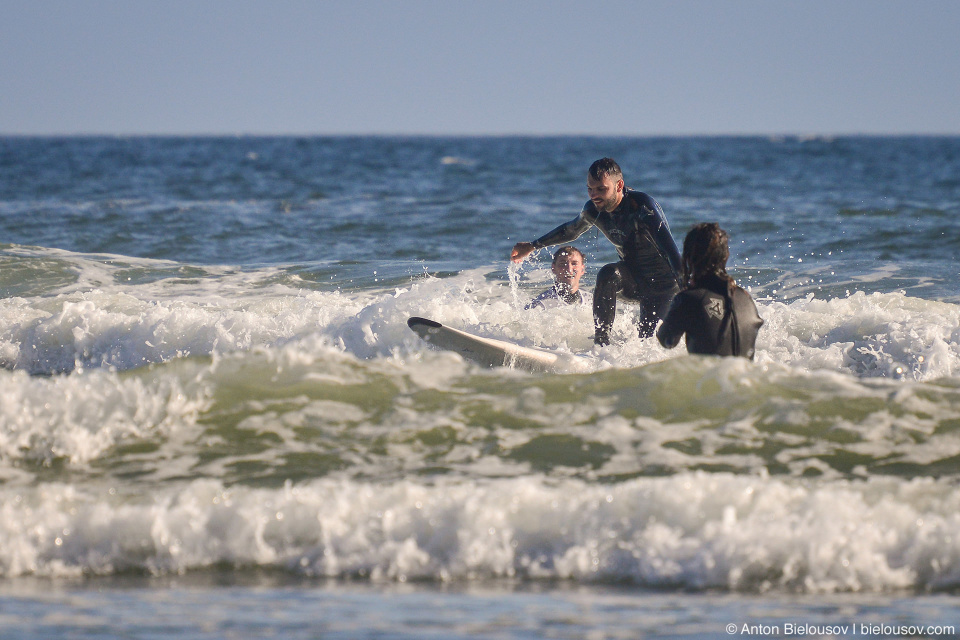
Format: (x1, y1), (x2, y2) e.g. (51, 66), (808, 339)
(1, 135), (959, 638)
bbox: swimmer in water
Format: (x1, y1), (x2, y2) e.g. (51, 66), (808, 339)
(657, 222), (763, 359)
(525, 246), (590, 310)
(512, 158), (682, 345)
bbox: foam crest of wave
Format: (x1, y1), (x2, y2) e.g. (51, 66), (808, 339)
(3, 474), (959, 593)
(757, 290), (960, 379)
(6, 333), (960, 481)
(5, 248), (960, 383)
(0, 363), (210, 470)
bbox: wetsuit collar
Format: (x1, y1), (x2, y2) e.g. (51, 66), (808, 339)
(694, 273), (731, 294)
(554, 283), (581, 305)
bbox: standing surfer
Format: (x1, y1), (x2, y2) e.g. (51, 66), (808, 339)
(511, 158), (682, 345)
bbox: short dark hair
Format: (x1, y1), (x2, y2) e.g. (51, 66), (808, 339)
(553, 245), (585, 264)
(588, 158), (623, 182)
(682, 222), (732, 289)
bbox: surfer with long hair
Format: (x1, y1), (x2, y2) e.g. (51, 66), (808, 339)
(657, 222), (763, 359)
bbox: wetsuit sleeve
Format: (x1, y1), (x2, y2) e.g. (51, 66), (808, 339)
(656, 293), (690, 349)
(644, 197), (683, 286)
(531, 205), (595, 249)
(653, 224), (682, 285)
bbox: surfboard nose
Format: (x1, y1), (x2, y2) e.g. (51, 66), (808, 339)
(408, 317), (442, 329)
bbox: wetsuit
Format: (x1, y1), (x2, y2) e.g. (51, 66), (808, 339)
(656, 273), (763, 359)
(531, 189), (682, 341)
(524, 285), (589, 310)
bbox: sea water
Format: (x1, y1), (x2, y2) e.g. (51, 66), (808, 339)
(1, 136), (960, 638)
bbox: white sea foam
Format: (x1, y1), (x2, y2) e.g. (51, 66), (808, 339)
(0, 364), (209, 471)
(2, 473), (959, 592)
(3, 255), (960, 479)
(756, 291), (960, 379)
(4, 338), (960, 488)
(4, 250), (960, 381)
(3, 137), (960, 615)
(3, 256), (960, 482)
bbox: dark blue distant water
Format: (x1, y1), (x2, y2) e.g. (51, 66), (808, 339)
(2, 136), (958, 294)
(2, 136), (960, 639)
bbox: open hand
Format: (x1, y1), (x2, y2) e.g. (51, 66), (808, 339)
(511, 242), (536, 263)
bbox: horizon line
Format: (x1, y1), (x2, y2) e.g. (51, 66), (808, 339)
(3, 131), (960, 139)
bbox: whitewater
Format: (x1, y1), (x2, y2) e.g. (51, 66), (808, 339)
(2, 135), (959, 637)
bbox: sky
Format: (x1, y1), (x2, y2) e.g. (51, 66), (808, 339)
(1, 0), (959, 136)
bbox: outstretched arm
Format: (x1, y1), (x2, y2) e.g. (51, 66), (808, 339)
(510, 213), (593, 263)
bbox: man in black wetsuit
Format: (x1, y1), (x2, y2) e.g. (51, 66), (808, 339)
(657, 222), (763, 359)
(511, 158), (682, 345)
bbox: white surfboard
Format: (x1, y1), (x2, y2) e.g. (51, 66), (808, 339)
(407, 316), (590, 373)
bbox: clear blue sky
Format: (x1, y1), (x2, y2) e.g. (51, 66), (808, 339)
(2, 0), (958, 136)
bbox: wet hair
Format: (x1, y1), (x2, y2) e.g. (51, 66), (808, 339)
(553, 245), (585, 264)
(682, 222), (734, 291)
(588, 158), (623, 182)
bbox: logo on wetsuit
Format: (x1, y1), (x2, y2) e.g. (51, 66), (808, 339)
(607, 228), (628, 244)
(705, 298), (724, 320)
